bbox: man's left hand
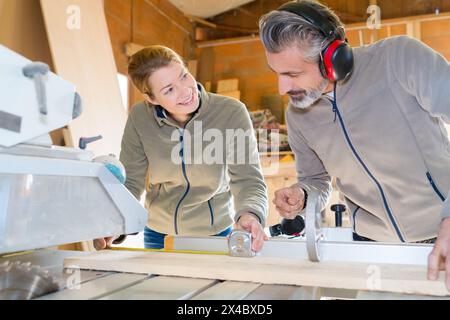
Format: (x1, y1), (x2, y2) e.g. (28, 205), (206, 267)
(428, 217), (450, 291)
(234, 213), (268, 252)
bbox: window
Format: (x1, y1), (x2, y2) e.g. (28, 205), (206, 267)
(117, 73), (129, 110)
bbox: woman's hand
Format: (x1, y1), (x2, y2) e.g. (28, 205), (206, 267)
(93, 236), (115, 251)
(234, 213), (268, 252)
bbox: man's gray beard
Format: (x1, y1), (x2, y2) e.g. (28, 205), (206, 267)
(290, 78), (330, 109)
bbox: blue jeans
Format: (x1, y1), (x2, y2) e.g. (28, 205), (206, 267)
(144, 226), (233, 249)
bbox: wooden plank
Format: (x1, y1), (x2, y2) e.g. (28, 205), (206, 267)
(192, 281), (260, 300)
(187, 60), (198, 78)
(387, 25), (392, 38)
(197, 35), (259, 48)
(61, 127), (74, 147)
(38, 272), (149, 300)
(320, 287), (358, 300)
(125, 42), (144, 57)
(358, 30), (364, 46)
(406, 21), (422, 40)
(101, 276), (217, 300)
(64, 251), (450, 297)
(186, 15), (217, 29)
(144, 0), (194, 36)
(356, 290), (450, 300)
(203, 81), (212, 92)
(58, 269), (111, 289)
(244, 284), (321, 300)
(40, 0), (127, 157)
(186, 15), (258, 33)
(264, 176), (285, 227)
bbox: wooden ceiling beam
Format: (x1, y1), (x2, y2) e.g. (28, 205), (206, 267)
(333, 10), (366, 22)
(235, 6), (258, 18)
(187, 14), (258, 34)
(186, 14), (217, 29)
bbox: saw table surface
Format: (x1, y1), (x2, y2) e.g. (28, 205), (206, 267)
(0, 250), (337, 300)
(1, 249), (448, 300)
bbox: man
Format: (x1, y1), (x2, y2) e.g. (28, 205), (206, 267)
(260, 0), (450, 290)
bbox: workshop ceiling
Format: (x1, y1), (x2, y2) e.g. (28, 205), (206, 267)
(168, 0), (256, 18)
(188, 0), (450, 41)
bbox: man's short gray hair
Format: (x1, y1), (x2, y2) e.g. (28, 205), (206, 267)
(259, 0), (345, 64)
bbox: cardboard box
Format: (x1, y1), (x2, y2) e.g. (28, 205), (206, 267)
(217, 78), (239, 93)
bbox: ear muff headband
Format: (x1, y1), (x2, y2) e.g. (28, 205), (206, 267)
(277, 1), (339, 39)
(277, 1), (354, 81)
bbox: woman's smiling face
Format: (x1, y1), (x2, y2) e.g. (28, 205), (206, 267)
(146, 61), (199, 124)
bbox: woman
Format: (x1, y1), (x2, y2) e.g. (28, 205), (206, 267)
(95, 45), (268, 251)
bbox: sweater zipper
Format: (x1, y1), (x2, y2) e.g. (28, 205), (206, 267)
(174, 128), (191, 235)
(352, 206), (360, 233)
(331, 84), (405, 242)
(208, 199), (214, 226)
(426, 172), (445, 201)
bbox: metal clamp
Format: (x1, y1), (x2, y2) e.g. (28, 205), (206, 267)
(23, 62), (50, 116)
(228, 230), (255, 258)
(305, 188), (322, 262)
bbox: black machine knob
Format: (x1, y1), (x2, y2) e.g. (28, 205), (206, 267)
(269, 215), (305, 237)
(330, 204), (346, 227)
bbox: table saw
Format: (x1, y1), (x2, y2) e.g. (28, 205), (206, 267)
(0, 44), (449, 300)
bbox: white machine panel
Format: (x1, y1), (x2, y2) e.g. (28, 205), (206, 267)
(0, 152), (148, 255)
(0, 45), (76, 147)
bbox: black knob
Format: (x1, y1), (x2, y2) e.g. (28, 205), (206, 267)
(269, 223), (282, 237)
(330, 204), (346, 227)
(281, 216), (305, 235)
(269, 215), (305, 237)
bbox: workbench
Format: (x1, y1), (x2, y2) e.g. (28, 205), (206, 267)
(1, 249), (447, 300)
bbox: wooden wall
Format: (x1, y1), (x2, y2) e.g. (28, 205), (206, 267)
(104, 0), (195, 108)
(346, 13), (450, 60)
(196, 39), (283, 111)
(196, 12), (450, 114)
(422, 18), (450, 59)
(0, 0), (53, 67)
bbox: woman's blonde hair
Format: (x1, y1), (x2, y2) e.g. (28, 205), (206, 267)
(128, 45), (185, 97)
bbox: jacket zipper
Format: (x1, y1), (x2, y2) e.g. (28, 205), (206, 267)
(174, 129), (191, 235)
(208, 199), (214, 226)
(331, 84), (405, 242)
(163, 98), (202, 235)
(426, 172), (445, 201)
(352, 206), (360, 233)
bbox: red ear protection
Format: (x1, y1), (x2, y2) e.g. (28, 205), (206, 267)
(323, 39), (343, 81)
(278, 1), (354, 81)
(322, 39), (354, 81)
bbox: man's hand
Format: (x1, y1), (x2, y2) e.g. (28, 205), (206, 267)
(234, 213), (268, 252)
(93, 236), (115, 251)
(428, 217), (450, 291)
(273, 186), (305, 219)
